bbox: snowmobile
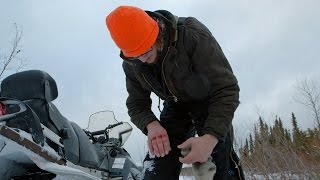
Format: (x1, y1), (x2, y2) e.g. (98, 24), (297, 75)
(0, 70), (143, 180)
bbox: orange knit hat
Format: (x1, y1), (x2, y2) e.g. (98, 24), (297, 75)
(106, 6), (159, 57)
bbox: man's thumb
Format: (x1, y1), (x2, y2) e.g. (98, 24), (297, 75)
(177, 139), (191, 149)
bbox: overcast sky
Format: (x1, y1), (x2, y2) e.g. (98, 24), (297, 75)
(1, 0), (319, 162)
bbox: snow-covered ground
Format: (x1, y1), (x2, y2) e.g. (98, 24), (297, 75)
(2, 124), (317, 180)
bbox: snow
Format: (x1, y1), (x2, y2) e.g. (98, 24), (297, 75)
(0, 127), (100, 179)
(0, 131), (34, 179)
(142, 157), (155, 178)
(245, 173), (315, 180)
(0, 140), (5, 151)
(14, 128), (61, 158)
(2, 126), (315, 180)
(54, 175), (82, 180)
(30, 156), (100, 180)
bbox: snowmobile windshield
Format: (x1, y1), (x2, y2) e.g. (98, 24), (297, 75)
(86, 110), (132, 146)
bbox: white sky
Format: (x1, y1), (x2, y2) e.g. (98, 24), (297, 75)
(1, 0), (320, 162)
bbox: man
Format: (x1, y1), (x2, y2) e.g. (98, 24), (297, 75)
(106, 5), (244, 179)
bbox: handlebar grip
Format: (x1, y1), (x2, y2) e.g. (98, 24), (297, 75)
(90, 129), (105, 136)
(88, 122), (124, 136)
(108, 122), (123, 129)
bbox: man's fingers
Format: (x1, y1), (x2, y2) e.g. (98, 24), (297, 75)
(150, 135), (170, 157)
(161, 135), (171, 155)
(148, 139), (154, 156)
(179, 153), (194, 164)
(178, 138), (192, 149)
(151, 139), (160, 157)
(156, 136), (165, 157)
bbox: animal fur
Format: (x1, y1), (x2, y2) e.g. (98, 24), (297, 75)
(181, 148), (216, 177)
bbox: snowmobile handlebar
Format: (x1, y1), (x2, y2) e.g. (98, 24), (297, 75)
(90, 122), (124, 136)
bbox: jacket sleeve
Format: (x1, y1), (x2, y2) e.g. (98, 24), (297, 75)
(122, 62), (158, 134)
(184, 17), (240, 141)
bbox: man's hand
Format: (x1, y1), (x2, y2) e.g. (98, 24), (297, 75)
(178, 134), (218, 164)
(147, 121), (171, 157)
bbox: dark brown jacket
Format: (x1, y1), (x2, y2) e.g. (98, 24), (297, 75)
(121, 10), (240, 141)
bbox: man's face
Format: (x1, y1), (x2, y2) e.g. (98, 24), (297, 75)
(136, 44), (158, 64)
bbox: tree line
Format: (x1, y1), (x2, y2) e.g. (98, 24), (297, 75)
(239, 113), (320, 178)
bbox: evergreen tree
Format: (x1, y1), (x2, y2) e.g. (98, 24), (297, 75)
(285, 129), (291, 142)
(239, 113), (320, 175)
(269, 124), (276, 145)
(241, 138), (250, 157)
(278, 117), (285, 137)
(259, 116), (268, 139)
(249, 133), (254, 155)
(292, 112), (299, 145)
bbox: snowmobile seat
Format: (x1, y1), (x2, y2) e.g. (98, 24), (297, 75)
(0, 70), (101, 167)
(1, 70), (80, 161)
(69, 122), (101, 168)
(1, 70), (60, 134)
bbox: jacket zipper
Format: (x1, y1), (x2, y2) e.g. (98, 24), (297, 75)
(161, 48), (178, 102)
(142, 74), (165, 99)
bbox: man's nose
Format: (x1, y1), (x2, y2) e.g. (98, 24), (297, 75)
(138, 56), (148, 63)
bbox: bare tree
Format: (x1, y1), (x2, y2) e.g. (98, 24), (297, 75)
(293, 77), (320, 129)
(0, 23), (26, 81)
